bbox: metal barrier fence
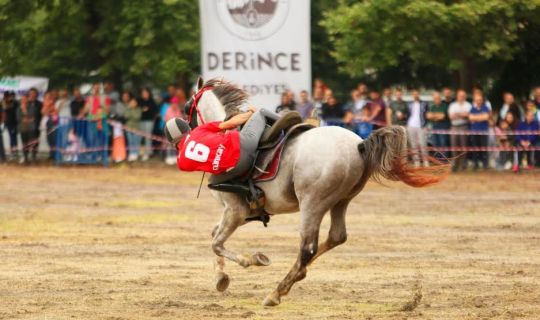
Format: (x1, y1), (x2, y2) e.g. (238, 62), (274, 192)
(55, 117), (109, 166)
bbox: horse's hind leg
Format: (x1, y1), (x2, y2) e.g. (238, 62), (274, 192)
(308, 199), (350, 266)
(262, 206), (327, 306)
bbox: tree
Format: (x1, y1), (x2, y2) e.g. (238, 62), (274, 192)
(322, 0), (540, 90)
(0, 0), (199, 89)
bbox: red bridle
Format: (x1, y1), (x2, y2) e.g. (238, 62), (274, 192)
(187, 86), (214, 126)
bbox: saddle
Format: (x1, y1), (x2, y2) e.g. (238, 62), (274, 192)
(208, 112), (314, 225)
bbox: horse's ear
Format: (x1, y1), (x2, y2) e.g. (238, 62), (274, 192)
(197, 76), (204, 91)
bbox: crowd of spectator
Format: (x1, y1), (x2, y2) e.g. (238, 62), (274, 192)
(277, 80), (540, 173)
(0, 81), (187, 165)
(1, 79), (540, 172)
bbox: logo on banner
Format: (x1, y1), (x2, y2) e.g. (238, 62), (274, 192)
(216, 0), (290, 41)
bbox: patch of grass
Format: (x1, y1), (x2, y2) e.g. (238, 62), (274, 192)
(105, 199), (179, 209)
(93, 212), (191, 225)
(0, 216), (72, 233)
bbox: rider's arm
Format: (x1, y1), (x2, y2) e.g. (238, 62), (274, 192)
(218, 109), (255, 130)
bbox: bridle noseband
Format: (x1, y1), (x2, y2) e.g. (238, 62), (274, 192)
(185, 86), (214, 129)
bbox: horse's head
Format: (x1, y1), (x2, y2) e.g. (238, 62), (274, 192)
(184, 77), (248, 129)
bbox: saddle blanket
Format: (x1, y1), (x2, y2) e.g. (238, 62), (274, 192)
(253, 123), (313, 182)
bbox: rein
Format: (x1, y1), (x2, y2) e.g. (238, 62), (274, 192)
(187, 86), (214, 128)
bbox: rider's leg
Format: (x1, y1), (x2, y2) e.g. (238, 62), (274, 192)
(209, 110), (268, 184)
(258, 108), (280, 123)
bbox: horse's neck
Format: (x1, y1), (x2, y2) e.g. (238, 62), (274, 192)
(199, 91), (226, 122)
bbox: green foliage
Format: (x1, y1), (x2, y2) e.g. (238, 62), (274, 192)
(323, 0), (540, 90)
(0, 0), (199, 88)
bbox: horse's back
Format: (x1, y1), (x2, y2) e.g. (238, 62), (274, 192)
(260, 126), (365, 214)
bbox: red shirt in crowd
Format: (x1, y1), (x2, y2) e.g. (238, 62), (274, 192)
(85, 95), (111, 115)
(176, 122), (240, 174)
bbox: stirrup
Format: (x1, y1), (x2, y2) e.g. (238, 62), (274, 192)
(207, 182), (251, 197)
(244, 180), (270, 227)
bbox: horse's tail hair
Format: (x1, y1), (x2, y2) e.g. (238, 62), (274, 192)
(357, 126), (449, 188)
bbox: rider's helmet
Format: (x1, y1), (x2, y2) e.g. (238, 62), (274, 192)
(164, 118), (191, 145)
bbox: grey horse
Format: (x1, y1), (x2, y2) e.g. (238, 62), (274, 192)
(183, 78), (448, 306)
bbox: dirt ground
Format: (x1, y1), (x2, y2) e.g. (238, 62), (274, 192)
(0, 165), (539, 319)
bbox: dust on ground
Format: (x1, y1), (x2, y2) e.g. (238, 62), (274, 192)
(0, 165), (539, 319)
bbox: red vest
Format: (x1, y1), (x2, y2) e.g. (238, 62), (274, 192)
(177, 122), (240, 174)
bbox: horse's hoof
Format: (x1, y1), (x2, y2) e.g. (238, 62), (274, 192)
(215, 272), (230, 292)
(262, 292), (281, 307)
(251, 252), (271, 267)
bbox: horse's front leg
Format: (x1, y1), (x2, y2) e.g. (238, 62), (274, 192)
(211, 197), (271, 291)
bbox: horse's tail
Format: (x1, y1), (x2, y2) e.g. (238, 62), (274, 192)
(357, 126), (449, 188)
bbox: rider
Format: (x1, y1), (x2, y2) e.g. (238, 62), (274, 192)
(164, 107), (280, 196)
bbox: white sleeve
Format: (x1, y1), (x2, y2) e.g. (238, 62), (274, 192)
(448, 102), (456, 115)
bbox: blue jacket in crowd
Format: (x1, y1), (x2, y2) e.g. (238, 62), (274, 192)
(469, 103), (490, 131)
(517, 120), (539, 145)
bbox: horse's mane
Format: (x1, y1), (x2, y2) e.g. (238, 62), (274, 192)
(203, 78), (249, 117)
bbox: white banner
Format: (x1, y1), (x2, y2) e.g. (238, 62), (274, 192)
(0, 76), (49, 98)
(199, 0), (311, 110)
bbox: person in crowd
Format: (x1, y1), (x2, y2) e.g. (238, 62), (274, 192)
(24, 88), (42, 163)
(124, 93), (142, 162)
(357, 83), (368, 98)
(499, 92), (523, 123)
(276, 91), (296, 113)
(323, 88), (334, 103)
(504, 112), (519, 130)
(442, 87), (454, 105)
(2, 91), (19, 160)
(514, 109), (539, 172)
(157, 92), (174, 159)
(406, 89), (429, 167)
(55, 89), (71, 118)
(382, 87), (393, 108)
(495, 119), (516, 170)
(109, 93), (126, 122)
(42, 92), (59, 160)
(104, 81), (120, 109)
(174, 87), (187, 118)
(472, 86), (492, 110)
(533, 86), (540, 109)
(296, 90), (314, 120)
(69, 88), (88, 152)
(137, 87), (158, 161)
(311, 86), (325, 124)
(84, 84), (110, 160)
(448, 89), (472, 171)
(158, 97), (170, 140)
(354, 83), (369, 113)
(312, 86), (324, 109)
(17, 95), (32, 164)
(163, 84), (177, 104)
(287, 90), (296, 110)
(321, 95), (351, 127)
(426, 91), (451, 159)
(387, 88), (408, 126)
(356, 107), (373, 139)
(313, 78), (328, 93)
(0, 98), (5, 163)
(70, 88), (85, 118)
(364, 90), (387, 129)
(164, 96), (182, 165)
(345, 90), (361, 133)
(84, 83), (110, 117)
(524, 100), (540, 122)
(524, 99), (540, 167)
(468, 93), (491, 170)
